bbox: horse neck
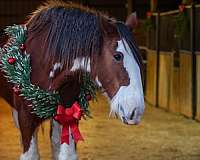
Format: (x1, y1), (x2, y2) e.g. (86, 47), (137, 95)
(26, 32), (52, 91)
(25, 32), (82, 104)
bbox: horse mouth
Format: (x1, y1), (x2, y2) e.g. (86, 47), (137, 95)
(122, 116), (141, 125)
(123, 118), (141, 125)
(121, 107), (142, 125)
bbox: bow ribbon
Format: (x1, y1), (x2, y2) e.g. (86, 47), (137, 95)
(54, 102), (84, 144)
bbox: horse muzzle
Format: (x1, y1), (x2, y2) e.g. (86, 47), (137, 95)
(121, 107), (144, 125)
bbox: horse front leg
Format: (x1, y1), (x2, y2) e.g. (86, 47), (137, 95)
(19, 133), (39, 160)
(51, 120), (61, 160)
(51, 119), (77, 160)
(16, 106), (40, 160)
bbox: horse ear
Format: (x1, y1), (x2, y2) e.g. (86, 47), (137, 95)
(100, 18), (118, 36)
(125, 12), (138, 30)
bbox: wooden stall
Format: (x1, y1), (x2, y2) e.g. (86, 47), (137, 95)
(157, 15), (176, 111)
(145, 13), (175, 110)
(145, 51), (180, 112)
(144, 4), (200, 119)
(158, 52), (172, 110)
(196, 53), (200, 120)
(145, 49), (157, 106)
(168, 52), (180, 113)
(195, 6), (200, 121)
(179, 52), (193, 118)
(145, 50), (193, 117)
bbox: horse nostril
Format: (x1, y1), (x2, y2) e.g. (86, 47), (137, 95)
(130, 109), (136, 120)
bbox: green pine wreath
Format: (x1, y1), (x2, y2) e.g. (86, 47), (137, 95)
(0, 25), (97, 119)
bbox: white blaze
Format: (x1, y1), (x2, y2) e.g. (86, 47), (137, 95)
(110, 39), (144, 124)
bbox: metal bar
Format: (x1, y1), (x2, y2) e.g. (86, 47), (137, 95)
(152, 4), (200, 17)
(191, 3), (197, 119)
(156, 11), (160, 107)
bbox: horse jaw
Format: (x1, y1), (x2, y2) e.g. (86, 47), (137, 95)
(110, 39), (144, 125)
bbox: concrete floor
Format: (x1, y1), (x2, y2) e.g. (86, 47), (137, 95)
(1, 95), (200, 160)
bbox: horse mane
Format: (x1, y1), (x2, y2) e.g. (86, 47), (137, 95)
(26, 0), (116, 69)
(116, 22), (143, 71)
(25, 0), (142, 73)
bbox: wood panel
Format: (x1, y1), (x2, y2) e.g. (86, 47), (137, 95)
(145, 50), (157, 106)
(158, 53), (171, 110)
(179, 53), (192, 118)
(196, 53), (200, 120)
(169, 53), (180, 113)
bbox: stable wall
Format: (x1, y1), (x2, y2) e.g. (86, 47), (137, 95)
(144, 4), (200, 120)
(179, 52), (193, 118)
(145, 49), (194, 118)
(168, 52), (180, 113)
(158, 52), (171, 110)
(145, 49), (157, 106)
(196, 52), (200, 121)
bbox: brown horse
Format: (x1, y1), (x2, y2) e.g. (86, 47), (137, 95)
(0, 1), (144, 160)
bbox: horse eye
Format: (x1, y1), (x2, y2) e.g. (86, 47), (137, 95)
(113, 52), (123, 62)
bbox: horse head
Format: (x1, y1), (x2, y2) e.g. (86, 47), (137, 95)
(25, 1), (144, 125)
(92, 18), (144, 125)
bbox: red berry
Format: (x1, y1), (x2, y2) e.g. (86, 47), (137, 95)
(179, 4), (185, 12)
(19, 44), (26, 52)
(13, 86), (21, 95)
(86, 94), (92, 101)
(7, 57), (16, 65)
(146, 11), (153, 18)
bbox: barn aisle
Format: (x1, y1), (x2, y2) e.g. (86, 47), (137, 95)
(1, 94), (200, 160)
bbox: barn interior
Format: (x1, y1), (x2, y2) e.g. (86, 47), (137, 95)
(1, 0), (200, 160)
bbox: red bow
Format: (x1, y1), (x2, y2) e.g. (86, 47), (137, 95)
(54, 102), (84, 144)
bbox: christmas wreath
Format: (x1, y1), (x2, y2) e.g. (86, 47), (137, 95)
(175, 3), (190, 38)
(0, 25), (97, 119)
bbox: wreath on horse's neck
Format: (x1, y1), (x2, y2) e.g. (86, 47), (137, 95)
(0, 25), (97, 119)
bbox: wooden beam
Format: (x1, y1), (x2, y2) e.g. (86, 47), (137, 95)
(127, 0), (133, 15)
